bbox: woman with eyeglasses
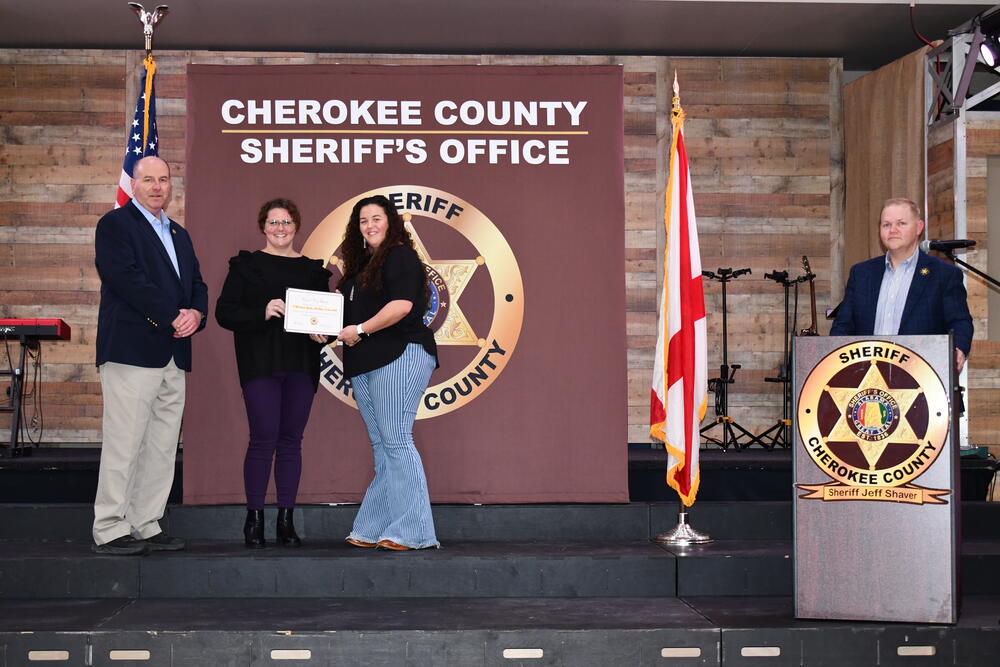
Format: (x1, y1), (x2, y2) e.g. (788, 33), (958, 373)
(216, 198), (331, 548)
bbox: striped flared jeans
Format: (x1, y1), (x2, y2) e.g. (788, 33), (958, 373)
(348, 343), (439, 549)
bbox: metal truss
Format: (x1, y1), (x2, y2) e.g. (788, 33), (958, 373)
(927, 8), (1000, 128)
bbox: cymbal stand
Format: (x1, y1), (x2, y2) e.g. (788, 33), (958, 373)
(700, 267), (756, 450)
(749, 268), (809, 449)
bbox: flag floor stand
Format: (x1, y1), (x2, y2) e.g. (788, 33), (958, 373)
(653, 509), (712, 545)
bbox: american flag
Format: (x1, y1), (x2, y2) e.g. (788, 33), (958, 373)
(115, 56), (159, 207)
(649, 75), (708, 507)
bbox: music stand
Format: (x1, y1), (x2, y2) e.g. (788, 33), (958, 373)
(700, 267), (756, 450)
(750, 267), (811, 449)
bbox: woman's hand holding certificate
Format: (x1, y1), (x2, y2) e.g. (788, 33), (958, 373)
(264, 298), (286, 320)
(283, 287), (344, 336)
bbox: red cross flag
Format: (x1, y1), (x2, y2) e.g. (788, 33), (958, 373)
(649, 74), (708, 507)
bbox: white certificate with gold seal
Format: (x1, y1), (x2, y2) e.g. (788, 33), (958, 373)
(283, 288), (343, 336)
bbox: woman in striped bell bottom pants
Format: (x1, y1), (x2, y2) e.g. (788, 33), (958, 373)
(347, 343), (439, 549)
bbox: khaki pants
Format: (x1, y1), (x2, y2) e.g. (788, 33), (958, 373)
(93, 359), (185, 545)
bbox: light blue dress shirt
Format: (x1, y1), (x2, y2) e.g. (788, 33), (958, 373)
(131, 198), (180, 278)
(873, 249), (919, 336)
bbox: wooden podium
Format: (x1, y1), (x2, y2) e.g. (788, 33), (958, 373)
(793, 335), (959, 624)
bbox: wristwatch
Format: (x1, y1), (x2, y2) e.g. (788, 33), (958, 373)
(356, 323), (368, 338)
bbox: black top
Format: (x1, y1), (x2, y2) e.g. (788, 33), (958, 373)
(215, 250), (331, 388)
(342, 245), (438, 378)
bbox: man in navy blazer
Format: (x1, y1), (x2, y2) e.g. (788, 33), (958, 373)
(830, 198), (973, 373)
(92, 156), (208, 555)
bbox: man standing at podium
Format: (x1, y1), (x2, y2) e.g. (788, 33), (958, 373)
(830, 197), (973, 373)
(92, 156), (208, 555)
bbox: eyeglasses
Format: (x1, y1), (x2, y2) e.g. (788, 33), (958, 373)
(266, 219), (294, 227)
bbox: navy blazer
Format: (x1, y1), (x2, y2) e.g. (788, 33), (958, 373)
(95, 202), (209, 371)
(830, 251), (973, 355)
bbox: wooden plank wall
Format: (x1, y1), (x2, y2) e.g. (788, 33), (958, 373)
(927, 116), (1000, 452)
(927, 114), (1000, 472)
(0, 50), (124, 443)
(964, 116), (1000, 448)
(0, 49), (844, 447)
(926, 121), (956, 242)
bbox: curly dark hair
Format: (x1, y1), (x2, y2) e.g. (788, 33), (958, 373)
(257, 198), (302, 234)
(336, 195), (416, 292)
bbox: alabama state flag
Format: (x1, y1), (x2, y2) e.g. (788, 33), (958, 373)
(649, 76), (708, 507)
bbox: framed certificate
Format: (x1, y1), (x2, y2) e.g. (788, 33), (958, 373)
(283, 288), (343, 336)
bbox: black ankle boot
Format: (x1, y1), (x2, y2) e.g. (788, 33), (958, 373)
(276, 507), (302, 547)
(244, 509), (265, 548)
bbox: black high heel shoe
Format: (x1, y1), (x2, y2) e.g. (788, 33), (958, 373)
(276, 507), (302, 547)
(244, 509), (266, 548)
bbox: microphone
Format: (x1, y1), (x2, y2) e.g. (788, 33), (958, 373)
(920, 239), (976, 252)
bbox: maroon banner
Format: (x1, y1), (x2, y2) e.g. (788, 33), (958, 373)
(184, 65), (626, 503)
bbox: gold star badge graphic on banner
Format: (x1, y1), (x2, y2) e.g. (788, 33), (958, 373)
(404, 216), (483, 346)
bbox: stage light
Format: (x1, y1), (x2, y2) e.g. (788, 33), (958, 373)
(935, 4), (1000, 116)
(981, 35), (1000, 69)
(976, 5), (1000, 70)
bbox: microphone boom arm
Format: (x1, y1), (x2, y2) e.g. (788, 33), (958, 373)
(943, 251), (1000, 289)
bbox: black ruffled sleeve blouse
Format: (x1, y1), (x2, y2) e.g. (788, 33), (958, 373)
(215, 250), (332, 389)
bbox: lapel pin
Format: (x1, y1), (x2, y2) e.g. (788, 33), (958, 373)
(920, 267), (929, 276)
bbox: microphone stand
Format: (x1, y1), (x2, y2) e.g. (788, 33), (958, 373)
(941, 251), (1000, 290)
(699, 267), (756, 450)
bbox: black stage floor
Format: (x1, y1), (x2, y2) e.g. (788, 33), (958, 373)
(1, 503), (999, 665)
(1, 449), (999, 665)
(2, 596), (999, 666)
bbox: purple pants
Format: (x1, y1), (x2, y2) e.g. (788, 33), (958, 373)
(241, 371), (315, 509)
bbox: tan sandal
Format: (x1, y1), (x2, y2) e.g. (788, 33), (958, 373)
(376, 539), (411, 551)
(346, 537), (377, 548)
